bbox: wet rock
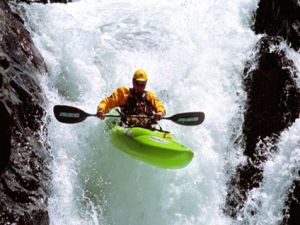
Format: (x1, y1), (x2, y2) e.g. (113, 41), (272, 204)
(0, 0), (51, 224)
(252, 1), (300, 223)
(282, 180), (300, 225)
(225, 0), (300, 219)
(0, 54), (10, 69)
(225, 36), (300, 218)
(243, 37), (300, 158)
(253, 0), (300, 51)
(0, 57), (11, 174)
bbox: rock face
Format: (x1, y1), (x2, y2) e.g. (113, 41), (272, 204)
(225, 0), (300, 224)
(225, 36), (300, 218)
(0, 0), (51, 224)
(254, 0), (300, 51)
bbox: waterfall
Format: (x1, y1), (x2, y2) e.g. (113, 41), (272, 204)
(19, 0), (299, 224)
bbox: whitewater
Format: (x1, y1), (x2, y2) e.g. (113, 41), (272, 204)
(18, 0), (299, 224)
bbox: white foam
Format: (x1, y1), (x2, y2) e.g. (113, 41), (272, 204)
(19, 0), (300, 225)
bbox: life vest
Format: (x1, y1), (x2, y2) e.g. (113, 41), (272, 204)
(121, 89), (154, 116)
(120, 89), (155, 128)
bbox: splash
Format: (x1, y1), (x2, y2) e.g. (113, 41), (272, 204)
(21, 0), (300, 225)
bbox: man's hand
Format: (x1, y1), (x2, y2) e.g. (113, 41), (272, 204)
(154, 112), (163, 121)
(97, 110), (105, 120)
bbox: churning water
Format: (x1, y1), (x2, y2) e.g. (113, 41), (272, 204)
(19, 0), (299, 224)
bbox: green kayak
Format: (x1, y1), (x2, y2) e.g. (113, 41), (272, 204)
(109, 125), (194, 169)
(52, 105), (202, 169)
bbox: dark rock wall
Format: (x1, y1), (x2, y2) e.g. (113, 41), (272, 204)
(0, 0), (51, 224)
(225, 0), (300, 224)
(253, 0), (300, 51)
(0, 56), (11, 173)
(282, 180), (300, 225)
(225, 36), (300, 218)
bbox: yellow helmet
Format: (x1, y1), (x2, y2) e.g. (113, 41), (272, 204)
(133, 69), (148, 82)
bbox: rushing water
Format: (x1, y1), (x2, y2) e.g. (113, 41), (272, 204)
(19, 0), (299, 224)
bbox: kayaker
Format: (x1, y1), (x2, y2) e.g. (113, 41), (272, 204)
(96, 69), (166, 128)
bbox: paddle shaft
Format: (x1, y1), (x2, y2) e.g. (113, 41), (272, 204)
(53, 105), (205, 126)
(73, 113), (196, 121)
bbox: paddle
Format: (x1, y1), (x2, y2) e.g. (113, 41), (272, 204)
(53, 105), (205, 126)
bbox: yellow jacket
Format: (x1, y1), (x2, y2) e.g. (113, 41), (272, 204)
(97, 86), (165, 114)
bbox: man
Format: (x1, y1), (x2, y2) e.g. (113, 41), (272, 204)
(96, 69), (166, 128)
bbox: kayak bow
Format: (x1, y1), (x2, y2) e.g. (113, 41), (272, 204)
(110, 125), (194, 169)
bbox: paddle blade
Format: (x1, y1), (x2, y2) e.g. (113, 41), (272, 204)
(166, 112), (205, 126)
(53, 105), (93, 124)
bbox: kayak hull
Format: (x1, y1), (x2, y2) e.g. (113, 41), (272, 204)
(110, 126), (193, 169)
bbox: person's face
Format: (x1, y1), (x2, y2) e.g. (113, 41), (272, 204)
(133, 80), (147, 94)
